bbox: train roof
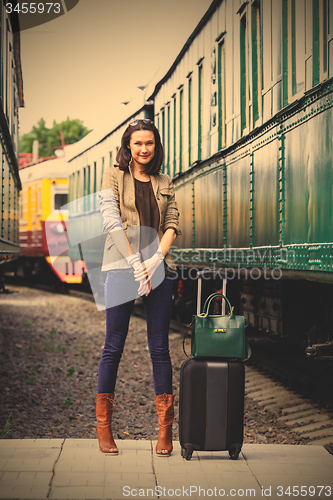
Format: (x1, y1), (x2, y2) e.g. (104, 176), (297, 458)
(63, 0), (220, 164)
(19, 157), (69, 184)
(65, 100), (153, 163)
(148, 0), (221, 100)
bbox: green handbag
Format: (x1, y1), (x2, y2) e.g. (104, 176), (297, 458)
(190, 293), (251, 360)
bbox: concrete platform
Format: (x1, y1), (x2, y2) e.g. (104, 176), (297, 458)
(0, 439), (332, 499)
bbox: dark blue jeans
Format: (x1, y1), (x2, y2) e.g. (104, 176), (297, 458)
(98, 270), (174, 395)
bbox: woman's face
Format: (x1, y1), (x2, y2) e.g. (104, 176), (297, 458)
(128, 130), (155, 169)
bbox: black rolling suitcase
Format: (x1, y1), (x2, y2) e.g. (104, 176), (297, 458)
(179, 270), (245, 461)
(179, 358), (245, 460)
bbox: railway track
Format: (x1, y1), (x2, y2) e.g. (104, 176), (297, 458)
(3, 279), (333, 447)
(245, 366), (333, 446)
(2, 276), (95, 301)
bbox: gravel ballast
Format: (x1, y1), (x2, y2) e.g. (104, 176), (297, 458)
(0, 285), (301, 445)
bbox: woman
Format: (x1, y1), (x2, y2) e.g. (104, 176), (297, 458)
(97, 119), (181, 457)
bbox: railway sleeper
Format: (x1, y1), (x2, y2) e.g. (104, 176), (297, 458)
(252, 389), (291, 402)
(308, 436), (333, 446)
(245, 381), (279, 391)
(281, 403), (314, 414)
(278, 408), (325, 421)
(259, 395), (305, 408)
(301, 427), (333, 440)
(285, 413), (331, 426)
(245, 385), (279, 396)
(250, 386), (289, 397)
(263, 400), (308, 411)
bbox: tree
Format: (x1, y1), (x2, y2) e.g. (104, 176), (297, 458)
(19, 117), (92, 157)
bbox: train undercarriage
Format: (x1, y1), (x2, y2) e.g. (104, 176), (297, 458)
(171, 266), (333, 358)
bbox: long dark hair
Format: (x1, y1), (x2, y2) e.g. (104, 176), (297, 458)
(116, 119), (164, 174)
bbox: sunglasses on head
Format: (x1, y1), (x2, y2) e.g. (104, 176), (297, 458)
(128, 119), (152, 127)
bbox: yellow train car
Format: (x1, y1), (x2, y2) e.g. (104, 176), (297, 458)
(18, 158), (84, 283)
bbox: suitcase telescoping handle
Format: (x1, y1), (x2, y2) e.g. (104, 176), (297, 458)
(197, 270), (227, 315)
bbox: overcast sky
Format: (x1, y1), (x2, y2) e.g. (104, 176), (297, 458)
(19, 0), (213, 138)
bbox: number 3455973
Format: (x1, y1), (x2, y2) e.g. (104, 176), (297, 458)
(5, 3), (61, 14)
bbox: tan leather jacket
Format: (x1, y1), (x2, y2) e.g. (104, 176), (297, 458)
(99, 164), (182, 271)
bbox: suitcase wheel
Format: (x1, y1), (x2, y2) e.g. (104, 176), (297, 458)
(181, 446), (193, 460)
(228, 446), (241, 460)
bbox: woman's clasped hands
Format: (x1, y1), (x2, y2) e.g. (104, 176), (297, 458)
(133, 253), (163, 296)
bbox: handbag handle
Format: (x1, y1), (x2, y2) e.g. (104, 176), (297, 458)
(202, 293), (235, 319)
(182, 323), (192, 358)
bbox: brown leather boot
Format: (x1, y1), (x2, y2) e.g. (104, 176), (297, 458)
(96, 393), (118, 454)
(155, 393), (174, 457)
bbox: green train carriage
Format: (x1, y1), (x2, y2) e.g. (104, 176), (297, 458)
(151, 0), (333, 348)
(66, 0), (333, 350)
(0, 2), (24, 262)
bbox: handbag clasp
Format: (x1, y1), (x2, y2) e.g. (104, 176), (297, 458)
(215, 328), (226, 333)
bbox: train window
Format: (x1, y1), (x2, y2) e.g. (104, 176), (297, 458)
(322, 0), (328, 75)
(251, 1), (262, 125)
(100, 157), (105, 189)
(69, 174), (73, 205)
(156, 114), (160, 164)
(304, 0), (313, 91)
(5, 30), (9, 121)
(73, 173), (76, 204)
(69, 175), (72, 204)
(54, 193), (68, 210)
(93, 162), (97, 209)
(83, 167), (86, 211)
(87, 165), (91, 210)
(187, 78), (192, 166)
(179, 90), (183, 173)
(76, 171), (80, 213)
(217, 41), (225, 149)
(82, 166), (90, 211)
(198, 64), (203, 159)
(291, 0), (306, 95)
(282, 0), (289, 107)
(240, 13), (249, 133)
(173, 95), (177, 176)
(71, 173), (75, 204)
(313, 0), (329, 82)
(167, 104), (171, 175)
(161, 108), (165, 173)
(329, 0), (333, 79)
(68, 176), (71, 204)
